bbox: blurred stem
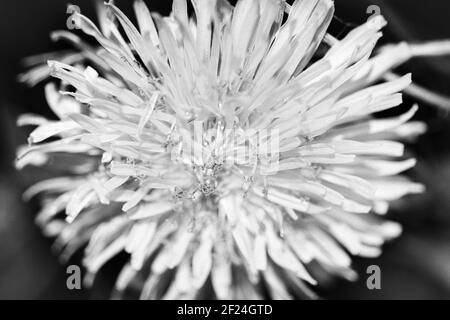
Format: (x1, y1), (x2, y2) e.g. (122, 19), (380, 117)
(384, 72), (450, 112)
(408, 40), (450, 57)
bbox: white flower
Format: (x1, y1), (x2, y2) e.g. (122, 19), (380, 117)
(17, 0), (450, 299)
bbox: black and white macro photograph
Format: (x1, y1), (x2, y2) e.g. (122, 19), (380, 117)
(1, 0), (450, 305)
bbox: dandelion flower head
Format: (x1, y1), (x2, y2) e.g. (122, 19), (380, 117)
(18, 0), (429, 299)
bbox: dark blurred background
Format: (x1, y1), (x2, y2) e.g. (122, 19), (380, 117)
(0, 0), (450, 299)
